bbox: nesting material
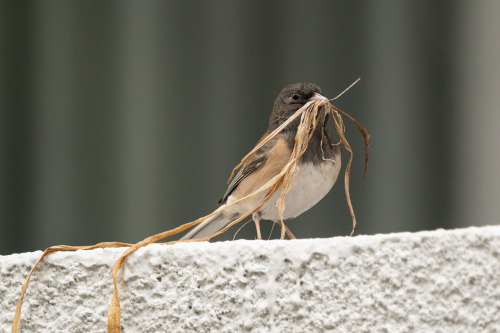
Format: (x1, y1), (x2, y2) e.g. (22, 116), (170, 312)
(12, 88), (370, 333)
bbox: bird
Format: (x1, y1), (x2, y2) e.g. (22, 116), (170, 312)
(181, 82), (341, 241)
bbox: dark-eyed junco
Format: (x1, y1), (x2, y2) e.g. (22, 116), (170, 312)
(181, 82), (341, 240)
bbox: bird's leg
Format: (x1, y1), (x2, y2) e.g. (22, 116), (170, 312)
(252, 212), (263, 240)
(276, 220), (296, 239)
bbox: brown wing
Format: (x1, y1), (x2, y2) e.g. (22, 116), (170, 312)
(218, 135), (291, 205)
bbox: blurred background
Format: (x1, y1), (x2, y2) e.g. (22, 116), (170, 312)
(1, 1), (499, 255)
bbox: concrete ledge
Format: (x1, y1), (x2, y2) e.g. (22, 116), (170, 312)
(1, 226), (500, 332)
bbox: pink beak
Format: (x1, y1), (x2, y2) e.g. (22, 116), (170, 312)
(309, 92), (329, 106)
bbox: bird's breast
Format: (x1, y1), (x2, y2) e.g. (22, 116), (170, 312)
(260, 152), (341, 220)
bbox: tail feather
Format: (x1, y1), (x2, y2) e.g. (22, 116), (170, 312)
(180, 211), (238, 240)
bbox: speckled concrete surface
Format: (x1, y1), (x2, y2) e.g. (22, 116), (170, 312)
(1, 226), (500, 332)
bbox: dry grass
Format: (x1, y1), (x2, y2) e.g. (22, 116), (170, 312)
(12, 88), (370, 333)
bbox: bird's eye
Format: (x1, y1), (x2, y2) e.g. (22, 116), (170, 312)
(292, 93), (300, 101)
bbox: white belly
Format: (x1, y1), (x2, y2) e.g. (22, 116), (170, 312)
(227, 155), (341, 221)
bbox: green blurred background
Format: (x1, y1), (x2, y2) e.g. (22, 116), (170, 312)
(1, 1), (500, 255)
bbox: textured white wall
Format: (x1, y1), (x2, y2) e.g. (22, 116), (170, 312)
(1, 226), (500, 332)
